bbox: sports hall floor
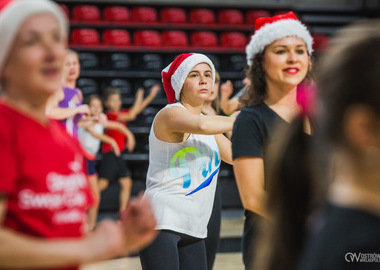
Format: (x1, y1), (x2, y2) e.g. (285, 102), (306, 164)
(82, 210), (245, 270)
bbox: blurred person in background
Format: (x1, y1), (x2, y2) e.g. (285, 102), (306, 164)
(202, 70), (222, 270)
(251, 19), (380, 270)
(296, 20), (380, 270)
(77, 94), (136, 231)
(46, 49), (90, 139)
(98, 84), (160, 212)
(0, 0), (157, 269)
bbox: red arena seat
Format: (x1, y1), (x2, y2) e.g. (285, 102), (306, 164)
(160, 8), (187, 24)
(72, 5), (101, 22)
(131, 7), (157, 23)
(162, 31), (188, 48)
(70, 29), (100, 46)
(218, 9), (244, 25)
(191, 31), (218, 48)
(134, 30), (161, 47)
(312, 33), (330, 51)
(189, 9), (215, 25)
(220, 32), (247, 49)
(103, 6), (130, 23)
(103, 30), (131, 47)
(246, 10), (271, 25)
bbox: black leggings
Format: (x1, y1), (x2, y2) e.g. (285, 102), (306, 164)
(139, 230), (207, 270)
(205, 186), (221, 270)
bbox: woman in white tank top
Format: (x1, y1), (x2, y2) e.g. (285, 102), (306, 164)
(140, 53), (235, 270)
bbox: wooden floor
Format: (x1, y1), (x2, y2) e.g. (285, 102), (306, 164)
(82, 210), (245, 270)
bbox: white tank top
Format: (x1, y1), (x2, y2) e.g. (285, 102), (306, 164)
(145, 103), (221, 238)
(78, 123), (104, 158)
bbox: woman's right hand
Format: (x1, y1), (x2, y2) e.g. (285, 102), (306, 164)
(220, 80), (234, 99)
(83, 220), (124, 262)
(119, 194), (158, 254)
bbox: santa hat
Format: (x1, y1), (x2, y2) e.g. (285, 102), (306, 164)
(246, 12), (313, 66)
(0, 0), (67, 75)
(162, 53), (215, 104)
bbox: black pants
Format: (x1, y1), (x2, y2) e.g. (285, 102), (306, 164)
(139, 230), (207, 270)
(205, 185), (221, 270)
(242, 210), (260, 270)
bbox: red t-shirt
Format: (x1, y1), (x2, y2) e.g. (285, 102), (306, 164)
(0, 102), (94, 270)
(102, 109), (129, 153)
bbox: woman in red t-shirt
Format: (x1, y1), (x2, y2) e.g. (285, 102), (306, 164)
(0, 0), (157, 269)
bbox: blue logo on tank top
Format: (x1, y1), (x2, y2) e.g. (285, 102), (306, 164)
(169, 146), (220, 196)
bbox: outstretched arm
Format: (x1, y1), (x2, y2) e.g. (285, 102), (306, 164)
(0, 193), (157, 268)
(220, 81), (240, 115)
(104, 121), (136, 152)
(155, 106), (235, 138)
(214, 134), (233, 165)
(84, 125), (121, 156)
(46, 88), (89, 120)
(0, 196), (124, 268)
(117, 89), (144, 122)
(135, 84), (161, 115)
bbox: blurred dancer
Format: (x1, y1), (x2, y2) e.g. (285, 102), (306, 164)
(0, 1), (157, 269)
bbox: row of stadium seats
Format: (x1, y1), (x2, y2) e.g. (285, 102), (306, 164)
(71, 29), (249, 49)
(71, 28), (329, 51)
(78, 52), (246, 72)
(61, 5), (273, 25)
(78, 76), (244, 103)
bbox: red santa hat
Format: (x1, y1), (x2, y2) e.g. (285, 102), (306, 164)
(246, 12), (313, 66)
(0, 0), (67, 75)
(162, 53), (216, 104)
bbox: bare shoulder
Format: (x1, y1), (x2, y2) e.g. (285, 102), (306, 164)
(155, 105), (187, 123)
(153, 106), (187, 141)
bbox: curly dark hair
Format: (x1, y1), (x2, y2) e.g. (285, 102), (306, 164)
(240, 52), (266, 107)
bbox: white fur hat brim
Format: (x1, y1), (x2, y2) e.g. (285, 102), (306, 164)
(0, 0), (68, 74)
(246, 19), (313, 66)
(162, 53), (216, 102)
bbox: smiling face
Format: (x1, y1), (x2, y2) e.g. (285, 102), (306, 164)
(2, 13), (66, 100)
(180, 63), (213, 104)
(262, 36), (310, 90)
